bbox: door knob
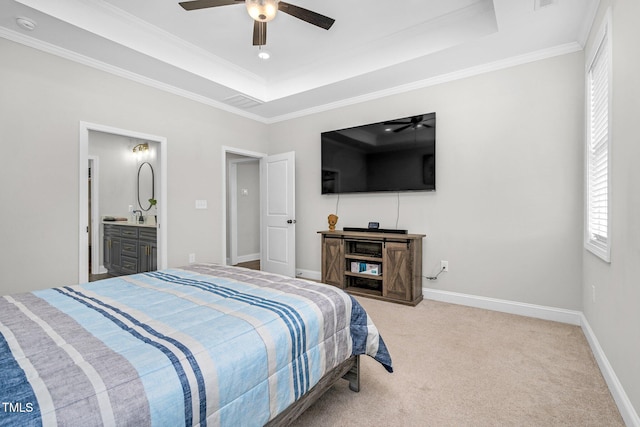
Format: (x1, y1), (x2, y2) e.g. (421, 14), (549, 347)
(287, 219), (296, 224)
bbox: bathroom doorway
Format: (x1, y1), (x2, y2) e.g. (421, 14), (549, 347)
(78, 122), (167, 284)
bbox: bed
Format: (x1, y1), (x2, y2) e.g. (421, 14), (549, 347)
(0, 263), (392, 426)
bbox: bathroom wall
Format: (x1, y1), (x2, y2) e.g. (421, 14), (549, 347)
(90, 131), (135, 220)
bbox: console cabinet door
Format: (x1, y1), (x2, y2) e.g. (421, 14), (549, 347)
(138, 228), (158, 273)
(138, 241), (150, 273)
(149, 242), (158, 272)
(111, 238), (122, 273)
(383, 241), (412, 301)
(322, 237), (344, 288)
(138, 241), (158, 273)
(104, 236), (112, 270)
(104, 225), (117, 272)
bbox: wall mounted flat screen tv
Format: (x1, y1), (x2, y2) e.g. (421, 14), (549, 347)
(321, 112), (436, 194)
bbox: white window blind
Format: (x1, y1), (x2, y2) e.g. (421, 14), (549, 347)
(585, 16), (611, 262)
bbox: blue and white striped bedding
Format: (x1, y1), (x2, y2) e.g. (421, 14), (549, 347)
(0, 263), (392, 426)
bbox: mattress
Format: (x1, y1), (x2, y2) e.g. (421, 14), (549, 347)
(0, 263), (392, 426)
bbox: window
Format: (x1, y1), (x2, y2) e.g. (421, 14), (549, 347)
(585, 10), (612, 262)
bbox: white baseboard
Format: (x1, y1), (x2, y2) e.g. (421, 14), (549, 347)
(423, 287), (639, 426)
(423, 288), (582, 325)
(237, 253), (260, 263)
(296, 268), (322, 281)
(580, 314), (640, 427)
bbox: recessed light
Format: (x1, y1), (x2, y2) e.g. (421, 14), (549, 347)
(258, 50), (271, 60)
(534, 0), (558, 10)
(16, 17), (37, 31)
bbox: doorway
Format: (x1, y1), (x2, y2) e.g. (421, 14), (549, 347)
(222, 146), (297, 277)
(78, 122), (168, 284)
(227, 156), (260, 267)
(224, 148), (265, 270)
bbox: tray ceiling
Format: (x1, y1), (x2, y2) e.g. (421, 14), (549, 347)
(0, 0), (598, 121)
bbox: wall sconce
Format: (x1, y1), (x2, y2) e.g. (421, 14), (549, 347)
(132, 143), (149, 155)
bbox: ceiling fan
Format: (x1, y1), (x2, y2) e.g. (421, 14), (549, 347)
(384, 115), (435, 133)
(179, 0), (335, 46)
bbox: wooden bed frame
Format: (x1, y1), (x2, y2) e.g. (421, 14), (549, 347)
(266, 356), (360, 426)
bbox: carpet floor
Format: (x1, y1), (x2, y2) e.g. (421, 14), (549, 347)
(291, 297), (623, 426)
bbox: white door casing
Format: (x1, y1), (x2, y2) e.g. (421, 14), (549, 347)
(260, 152), (296, 277)
(79, 121), (168, 284)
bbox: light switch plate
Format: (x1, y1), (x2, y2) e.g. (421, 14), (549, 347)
(195, 200), (208, 209)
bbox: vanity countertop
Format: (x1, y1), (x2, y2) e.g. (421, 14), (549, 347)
(102, 220), (156, 228)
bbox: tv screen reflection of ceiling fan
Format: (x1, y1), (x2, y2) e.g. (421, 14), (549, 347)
(179, 0), (335, 46)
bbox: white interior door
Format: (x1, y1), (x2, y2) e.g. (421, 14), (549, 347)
(260, 151), (296, 277)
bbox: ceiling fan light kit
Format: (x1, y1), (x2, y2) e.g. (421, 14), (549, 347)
(179, 0), (334, 47)
(384, 115), (435, 133)
(246, 0), (279, 22)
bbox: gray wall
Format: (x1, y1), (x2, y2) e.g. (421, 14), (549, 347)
(582, 0), (640, 417)
(0, 37), (268, 295)
(268, 51), (585, 311)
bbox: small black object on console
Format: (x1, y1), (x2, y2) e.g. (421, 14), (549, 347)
(343, 227), (408, 234)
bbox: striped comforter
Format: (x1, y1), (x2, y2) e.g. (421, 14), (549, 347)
(0, 263), (392, 427)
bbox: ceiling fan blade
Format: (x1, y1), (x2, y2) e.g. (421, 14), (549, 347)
(179, 0), (242, 11)
(416, 117), (434, 128)
(253, 21), (267, 46)
(384, 121), (412, 125)
(278, 2), (335, 30)
(393, 124), (413, 133)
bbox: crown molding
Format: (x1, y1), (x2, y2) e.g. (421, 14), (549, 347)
(265, 42), (583, 124)
(15, 0), (267, 98)
(0, 28), (269, 123)
(2, 25), (583, 126)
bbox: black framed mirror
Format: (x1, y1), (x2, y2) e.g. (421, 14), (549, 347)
(137, 162), (155, 211)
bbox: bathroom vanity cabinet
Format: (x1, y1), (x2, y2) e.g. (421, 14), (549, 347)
(103, 223), (157, 276)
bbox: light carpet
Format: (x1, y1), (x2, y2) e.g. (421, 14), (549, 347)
(291, 297), (623, 426)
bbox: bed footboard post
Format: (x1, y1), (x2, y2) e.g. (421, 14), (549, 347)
(342, 355), (360, 392)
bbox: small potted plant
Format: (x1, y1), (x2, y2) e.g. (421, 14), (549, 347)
(148, 198), (157, 224)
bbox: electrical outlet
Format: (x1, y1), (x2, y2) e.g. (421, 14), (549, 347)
(189, 253), (196, 264)
(440, 260), (449, 272)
